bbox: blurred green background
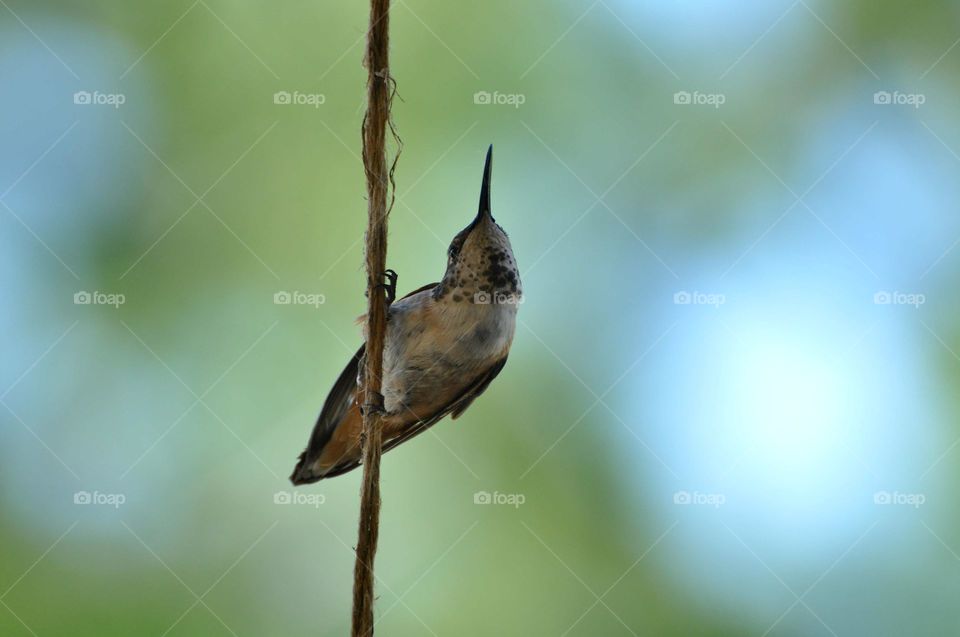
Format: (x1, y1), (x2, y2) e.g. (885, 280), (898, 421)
(3, 0), (960, 635)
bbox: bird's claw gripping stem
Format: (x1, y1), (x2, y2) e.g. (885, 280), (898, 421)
(376, 269), (398, 304)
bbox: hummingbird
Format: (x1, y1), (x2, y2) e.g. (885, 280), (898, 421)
(290, 146), (521, 484)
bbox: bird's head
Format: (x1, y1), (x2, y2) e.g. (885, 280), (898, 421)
(436, 146), (521, 305)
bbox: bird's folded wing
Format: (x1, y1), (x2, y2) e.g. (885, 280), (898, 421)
(290, 344), (364, 482)
(380, 354), (509, 454)
(311, 354), (509, 480)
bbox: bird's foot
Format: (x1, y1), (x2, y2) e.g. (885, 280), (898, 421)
(369, 269), (398, 304)
(382, 269), (398, 304)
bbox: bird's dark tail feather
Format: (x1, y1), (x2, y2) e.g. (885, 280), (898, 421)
(290, 453), (322, 485)
(289, 345), (365, 486)
(291, 452), (363, 484)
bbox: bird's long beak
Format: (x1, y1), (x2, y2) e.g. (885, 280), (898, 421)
(476, 144), (493, 221)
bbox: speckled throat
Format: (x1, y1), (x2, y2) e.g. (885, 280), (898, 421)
(434, 241), (521, 304)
